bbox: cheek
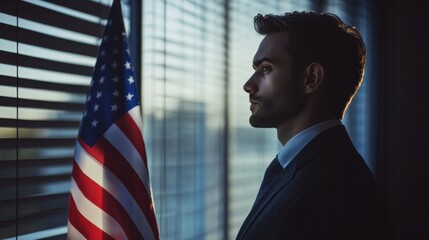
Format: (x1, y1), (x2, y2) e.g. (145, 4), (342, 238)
(271, 78), (305, 109)
(259, 74), (284, 96)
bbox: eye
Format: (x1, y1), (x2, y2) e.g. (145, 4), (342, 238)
(261, 65), (271, 73)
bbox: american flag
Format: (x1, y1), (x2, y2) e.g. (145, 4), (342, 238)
(67, 0), (159, 239)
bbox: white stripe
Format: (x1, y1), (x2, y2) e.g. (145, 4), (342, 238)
(127, 107), (159, 231)
(74, 142), (156, 240)
(67, 220), (86, 240)
(128, 106), (143, 132)
(104, 123), (150, 193)
(69, 179), (128, 240)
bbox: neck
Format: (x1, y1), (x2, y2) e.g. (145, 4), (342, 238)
(276, 120), (312, 146)
(276, 111), (338, 145)
(276, 95), (342, 145)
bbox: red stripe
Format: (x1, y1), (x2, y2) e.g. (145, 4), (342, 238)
(72, 159), (144, 240)
(78, 137), (159, 237)
(68, 193), (114, 240)
(115, 112), (148, 166)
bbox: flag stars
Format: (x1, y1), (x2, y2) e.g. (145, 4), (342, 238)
(77, 3), (144, 148)
(111, 104), (119, 112)
(126, 93), (134, 101)
(91, 119), (98, 127)
(127, 76), (134, 84)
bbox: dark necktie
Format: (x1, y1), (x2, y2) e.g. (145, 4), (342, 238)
(255, 156), (283, 201)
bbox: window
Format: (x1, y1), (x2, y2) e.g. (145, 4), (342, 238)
(141, 1), (226, 239)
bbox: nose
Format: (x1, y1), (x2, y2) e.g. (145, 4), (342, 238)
(243, 74), (258, 94)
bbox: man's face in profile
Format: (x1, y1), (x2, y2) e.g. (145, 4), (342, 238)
(243, 32), (306, 129)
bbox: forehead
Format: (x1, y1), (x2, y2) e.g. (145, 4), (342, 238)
(253, 31), (290, 63)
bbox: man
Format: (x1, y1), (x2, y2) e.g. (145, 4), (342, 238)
(237, 11), (381, 240)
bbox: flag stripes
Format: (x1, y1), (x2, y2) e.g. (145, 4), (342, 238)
(72, 129), (157, 239)
(69, 197), (115, 240)
(71, 166), (142, 239)
(67, 220), (87, 240)
(70, 179), (129, 239)
(104, 123), (150, 191)
(114, 110), (148, 164)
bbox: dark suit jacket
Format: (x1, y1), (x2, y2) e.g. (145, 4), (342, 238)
(236, 125), (381, 240)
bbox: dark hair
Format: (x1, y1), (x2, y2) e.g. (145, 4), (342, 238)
(254, 11), (366, 118)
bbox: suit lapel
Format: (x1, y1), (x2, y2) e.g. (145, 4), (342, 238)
(237, 125), (344, 239)
(237, 149), (316, 239)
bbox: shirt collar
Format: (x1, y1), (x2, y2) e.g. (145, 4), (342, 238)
(277, 119), (342, 169)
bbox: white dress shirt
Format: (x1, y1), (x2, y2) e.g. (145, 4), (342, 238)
(277, 119), (342, 169)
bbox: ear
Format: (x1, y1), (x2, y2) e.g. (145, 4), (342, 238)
(304, 63), (325, 94)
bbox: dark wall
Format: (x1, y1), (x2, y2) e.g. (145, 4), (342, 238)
(375, 1), (429, 239)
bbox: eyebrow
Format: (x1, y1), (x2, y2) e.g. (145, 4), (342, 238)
(252, 57), (274, 68)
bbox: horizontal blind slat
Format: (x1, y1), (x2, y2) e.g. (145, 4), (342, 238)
(15, 1), (106, 38)
(0, 51), (93, 75)
(19, 157), (72, 166)
(0, 96), (17, 107)
(0, 96), (84, 111)
(0, 50), (16, 65)
(0, 138), (75, 149)
(0, 22), (17, 42)
(17, 174), (71, 186)
(43, 0), (110, 18)
(1, 75), (88, 94)
(16, 193), (70, 216)
(0, 23), (99, 57)
(1, 2), (102, 36)
(1, 194), (68, 221)
(0, 118), (80, 129)
(0, 0), (17, 16)
(16, 209), (68, 237)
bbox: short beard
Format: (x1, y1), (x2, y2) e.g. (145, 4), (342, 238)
(248, 101), (283, 128)
(248, 96), (305, 129)
(249, 113), (281, 128)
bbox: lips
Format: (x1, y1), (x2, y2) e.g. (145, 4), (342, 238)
(249, 100), (258, 111)
(249, 95), (260, 104)
(249, 96), (260, 111)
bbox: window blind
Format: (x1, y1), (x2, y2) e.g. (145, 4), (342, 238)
(141, 1), (227, 239)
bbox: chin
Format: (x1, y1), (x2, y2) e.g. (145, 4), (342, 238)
(249, 115), (276, 128)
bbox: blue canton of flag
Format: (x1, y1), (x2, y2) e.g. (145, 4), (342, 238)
(80, 4), (138, 147)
